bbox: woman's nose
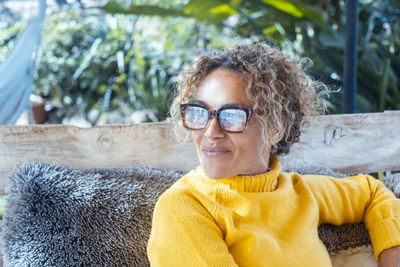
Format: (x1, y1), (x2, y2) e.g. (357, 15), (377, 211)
(204, 117), (225, 139)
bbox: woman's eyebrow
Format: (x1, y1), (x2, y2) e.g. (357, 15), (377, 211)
(222, 103), (244, 107)
(193, 100), (246, 108)
(192, 100), (208, 106)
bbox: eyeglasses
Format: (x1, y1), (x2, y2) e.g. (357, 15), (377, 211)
(180, 103), (253, 133)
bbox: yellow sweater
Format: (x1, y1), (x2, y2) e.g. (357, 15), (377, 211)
(147, 158), (400, 266)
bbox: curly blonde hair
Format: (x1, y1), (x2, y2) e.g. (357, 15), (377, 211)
(170, 44), (326, 156)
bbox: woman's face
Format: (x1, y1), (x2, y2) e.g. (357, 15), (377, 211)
(191, 68), (274, 179)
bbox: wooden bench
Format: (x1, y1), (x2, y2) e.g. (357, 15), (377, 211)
(1, 111), (399, 266)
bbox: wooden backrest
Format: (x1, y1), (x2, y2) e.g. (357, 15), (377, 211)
(1, 111), (399, 195)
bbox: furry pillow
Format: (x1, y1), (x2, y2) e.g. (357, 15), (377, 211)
(382, 172), (400, 198)
(2, 162), (399, 266)
(2, 162), (181, 267)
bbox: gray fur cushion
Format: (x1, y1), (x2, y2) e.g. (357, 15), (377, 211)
(2, 162), (181, 267)
(2, 162), (399, 266)
(382, 173), (400, 198)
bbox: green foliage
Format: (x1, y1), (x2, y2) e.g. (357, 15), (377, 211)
(0, 23), (25, 59)
(2, 9), (240, 124)
(103, 2), (187, 17)
(303, 1), (400, 112)
(104, 0), (400, 113)
(2, 5), (246, 124)
(0, 196), (7, 219)
(2, 0), (398, 123)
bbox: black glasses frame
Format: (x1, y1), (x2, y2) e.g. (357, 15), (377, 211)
(179, 103), (253, 133)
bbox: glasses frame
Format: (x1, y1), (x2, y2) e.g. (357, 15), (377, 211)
(180, 102), (253, 133)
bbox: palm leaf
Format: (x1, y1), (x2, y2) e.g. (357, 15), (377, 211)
(103, 1), (187, 17)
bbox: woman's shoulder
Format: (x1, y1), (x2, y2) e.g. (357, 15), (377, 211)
(157, 169), (214, 204)
(279, 171), (376, 194)
(278, 172), (345, 189)
(280, 165), (349, 180)
(170, 168), (214, 191)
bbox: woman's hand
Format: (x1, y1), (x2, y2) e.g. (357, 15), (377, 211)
(379, 245), (400, 267)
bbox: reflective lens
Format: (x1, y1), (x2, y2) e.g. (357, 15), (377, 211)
(219, 109), (247, 132)
(180, 103), (252, 133)
(184, 106), (209, 129)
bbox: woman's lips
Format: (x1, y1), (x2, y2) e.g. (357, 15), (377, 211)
(202, 147), (230, 157)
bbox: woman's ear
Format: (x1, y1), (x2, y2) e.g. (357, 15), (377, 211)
(270, 125), (286, 145)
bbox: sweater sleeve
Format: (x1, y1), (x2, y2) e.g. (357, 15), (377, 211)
(305, 174), (400, 261)
(147, 188), (239, 267)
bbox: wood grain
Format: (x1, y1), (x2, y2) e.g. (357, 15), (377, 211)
(280, 111), (400, 174)
(1, 111), (399, 194)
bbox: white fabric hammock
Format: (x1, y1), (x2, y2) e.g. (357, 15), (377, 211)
(0, 0), (46, 125)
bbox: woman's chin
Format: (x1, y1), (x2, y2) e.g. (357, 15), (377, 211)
(202, 165), (233, 180)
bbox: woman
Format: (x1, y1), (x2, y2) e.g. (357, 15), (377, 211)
(147, 44), (400, 266)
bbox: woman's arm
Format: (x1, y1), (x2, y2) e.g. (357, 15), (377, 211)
(305, 174), (400, 262)
(147, 188), (238, 267)
(379, 245), (400, 267)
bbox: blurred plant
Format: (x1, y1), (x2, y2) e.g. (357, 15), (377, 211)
(3, 0), (398, 123)
(35, 11), (186, 124)
(1, 8), (241, 124)
(104, 0), (400, 113)
(0, 23), (25, 59)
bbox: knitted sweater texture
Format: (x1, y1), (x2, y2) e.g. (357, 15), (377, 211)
(147, 158), (400, 266)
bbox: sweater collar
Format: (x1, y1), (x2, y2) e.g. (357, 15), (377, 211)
(195, 157), (281, 192)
